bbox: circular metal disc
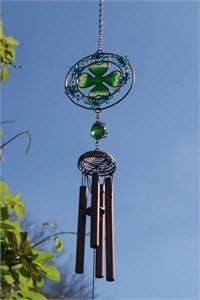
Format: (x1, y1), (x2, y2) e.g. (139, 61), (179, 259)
(78, 150), (116, 176)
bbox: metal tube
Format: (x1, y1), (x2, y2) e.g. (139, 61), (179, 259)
(105, 177), (115, 281)
(96, 184), (104, 278)
(91, 173), (100, 248)
(75, 186), (87, 274)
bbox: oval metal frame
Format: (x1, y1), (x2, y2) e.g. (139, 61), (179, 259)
(64, 52), (135, 110)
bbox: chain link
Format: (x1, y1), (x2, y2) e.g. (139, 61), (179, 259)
(98, 0), (104, 52)
(95, 140), (100, 151)
(96, 0), (103, 150)
(95, 108), (101, 122)
(95, 108), (101, 150)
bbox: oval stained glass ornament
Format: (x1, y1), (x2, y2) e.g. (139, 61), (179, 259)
(64, 52), (135, 110)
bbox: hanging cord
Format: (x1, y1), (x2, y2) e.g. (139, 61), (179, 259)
(92, 249), (95, 300)
(98, 0), (104, 52)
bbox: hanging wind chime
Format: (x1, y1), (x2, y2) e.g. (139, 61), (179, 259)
(64, 0), (135, 282)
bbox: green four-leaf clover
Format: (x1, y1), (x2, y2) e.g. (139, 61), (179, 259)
(77, 62), (121, 97)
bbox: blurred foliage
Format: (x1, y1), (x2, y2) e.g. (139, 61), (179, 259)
(0, 19), (20, 82)
(0, 15), (93, 300)
(0, 17), (64, 300)
(0, 181), (63, 299)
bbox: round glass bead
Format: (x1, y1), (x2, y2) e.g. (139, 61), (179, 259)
(90, 121), (106, 139)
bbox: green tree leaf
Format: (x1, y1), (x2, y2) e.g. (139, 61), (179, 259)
(42, 221), (56, 228)
(18, 232), (32, 256)
(18, 289), (47, 300)
(0, 67), (9, 82)
(14, 204), (25, 218)
(0, 27), (4, 39)
(54, 235), (64, 252)
(13, 264), (23, 270)
(4, 36), (19, 46)
(0, 181), (9, 193)
(1, 207), (9, 221)
(33, 250), (55, 264)
(6, 231), (18, 253)
(0, 223), (15, 230)
(39, 264), (60, 281)
(21, 257), (41, 282)
(4, 275), (14, 285)
(19, 266), (33, 285)
(36, 277), (44, 288)
(4, 288), (15, 300)
(1, 265), (9, 272)
(5, 46), (16, 61)
(7, 221), (22, 242)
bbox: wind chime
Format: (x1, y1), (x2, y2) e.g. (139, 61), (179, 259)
(64, 0), (135, 282)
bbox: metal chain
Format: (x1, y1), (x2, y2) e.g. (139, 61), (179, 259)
(98, 0), (104, 52)
(95, 108), (101, 122)
(94, 108), (101, 150)
(95, 140), (100, 151)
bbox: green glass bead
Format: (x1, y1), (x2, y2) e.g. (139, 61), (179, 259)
(90, 121), (106, 139)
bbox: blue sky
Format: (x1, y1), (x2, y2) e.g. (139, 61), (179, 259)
(1, 1), (199, 299)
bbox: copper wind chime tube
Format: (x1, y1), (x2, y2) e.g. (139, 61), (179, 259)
(75, 151), (116, 281)
(95, 184), (104, 278)
(75, 186), (88, 274)
(91, 173), (100, 248)
(105, 177), (115, 281)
